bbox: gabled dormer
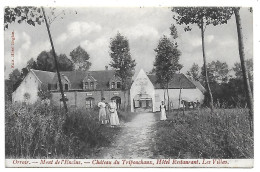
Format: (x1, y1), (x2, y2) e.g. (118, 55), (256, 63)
(83, 73), (97, 90)
(109, 75), (122, 90)
(56, 74), (71, 91)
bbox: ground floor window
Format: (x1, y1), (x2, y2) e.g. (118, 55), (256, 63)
(86, 97), (95, 108)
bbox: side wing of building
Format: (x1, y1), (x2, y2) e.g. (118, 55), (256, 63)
(12, 71), (41, 104)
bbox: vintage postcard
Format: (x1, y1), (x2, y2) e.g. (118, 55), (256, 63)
(3, 0), (256, 168)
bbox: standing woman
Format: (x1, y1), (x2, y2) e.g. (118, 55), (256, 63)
(160, 101), (167, 121)
(105, 102), (110, 124)
(109, 99), (120, 127)
(98, 98), (107, 124)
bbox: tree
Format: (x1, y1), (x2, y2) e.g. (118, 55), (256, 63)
(233, 58), (253, 83)
(233, 8), (253, 132)
(58, 54), (74, 71)
(36, 51), (55, 71)
(4, 6), (43, 30)
(149, 68), (156, 74)
(9, 68), (22, 91)
(186, 63), (200, 81)
(70, 46), (91, 71)
(201, 60), (229, 84)
(172, 7), (234, 110)
(36, 50), (74, 72)
(109, 32), (136, 110)
(20, 58), (38, 78)
(154, 35), (182, 110)
(4, 6), (71, 114)
(27, 58), (38, 70)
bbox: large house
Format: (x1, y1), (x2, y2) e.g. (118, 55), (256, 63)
(12, 69), (205, 112)
(12, 69), (129, 109)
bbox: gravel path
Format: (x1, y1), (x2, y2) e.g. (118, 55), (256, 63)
(100, 112), (157, 159)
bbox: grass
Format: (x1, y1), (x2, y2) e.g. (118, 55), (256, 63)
(6, 101), (252, 159)
(5, 101), (122, 159)
(151, 108), (254, 159)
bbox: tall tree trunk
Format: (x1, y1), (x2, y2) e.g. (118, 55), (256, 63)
(200, 18), (214, 111)
(42, 7), (68, 115)
(123, 90), (126, 111)
(163, 89), (166, 103)
(167, 82), (170, 112)
(178, 88), (182, 109)
(234, 8), (254, 131)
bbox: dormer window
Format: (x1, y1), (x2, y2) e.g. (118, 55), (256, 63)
(83, 74), (96, 90)
(84, 82), (89, 89)
(117, 82), (121, 89)
(65, 84), (69, 91)
(111, 82), (115, 89)
(90, 82), (94, 90)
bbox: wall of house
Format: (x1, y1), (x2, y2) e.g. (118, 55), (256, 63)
(154, 88), (204, 111)
(51, 90), (129, 109)
(103, 90), (130, 109)
(12, 72), (40, 104)
(130, 69), (156, 112)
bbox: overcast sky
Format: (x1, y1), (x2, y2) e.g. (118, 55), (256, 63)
(4, 7), (253, 79)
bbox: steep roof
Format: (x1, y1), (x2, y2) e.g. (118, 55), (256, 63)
(31, 69), (56, 84)
(190, 80), (206, 93)
(51, 70), (116, 90)
(147, 73), (198, 89)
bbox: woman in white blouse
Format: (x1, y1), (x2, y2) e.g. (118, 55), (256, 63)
(109, 99), (120, 127)
(160, 101), (167, 121)
(98, 98), (107, 124)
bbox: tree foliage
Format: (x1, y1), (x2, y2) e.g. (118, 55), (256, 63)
(8, 69), (22, 91)
(171, 7), (234, 110)
(4, 6), (43, 30)
(109, 33), (136, 90)
(154, 35), (182, 88)
(186, 63), (200, 81)
(201, 60), (230, 84)
(233, 58), (253, 82)
(188, 60), (253, 109)
(4, 6), (75, 30)
(9, 68), (21, 83)
(172, 7), (234, 30)
(36, 50), (74, 72)
(70, 46), (91, 71)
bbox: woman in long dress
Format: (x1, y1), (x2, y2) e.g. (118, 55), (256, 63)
(98, 98), (107, 124)
(160, 101), (167, 121)
(105, 102), (110, 124)
(109, 99), (120, 127)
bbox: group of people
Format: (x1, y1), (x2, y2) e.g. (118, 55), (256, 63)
(98, 98), (120, 127)
(99, 98), (167, 124)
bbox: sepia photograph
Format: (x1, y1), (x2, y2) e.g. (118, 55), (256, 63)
(3, 0), (256, 168)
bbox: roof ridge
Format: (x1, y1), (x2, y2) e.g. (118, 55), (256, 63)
(31, 69), (55, 74)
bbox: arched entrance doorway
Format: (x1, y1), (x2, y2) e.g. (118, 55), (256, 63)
(133, 94), (153, 112)
(111, 96), (121, 109)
